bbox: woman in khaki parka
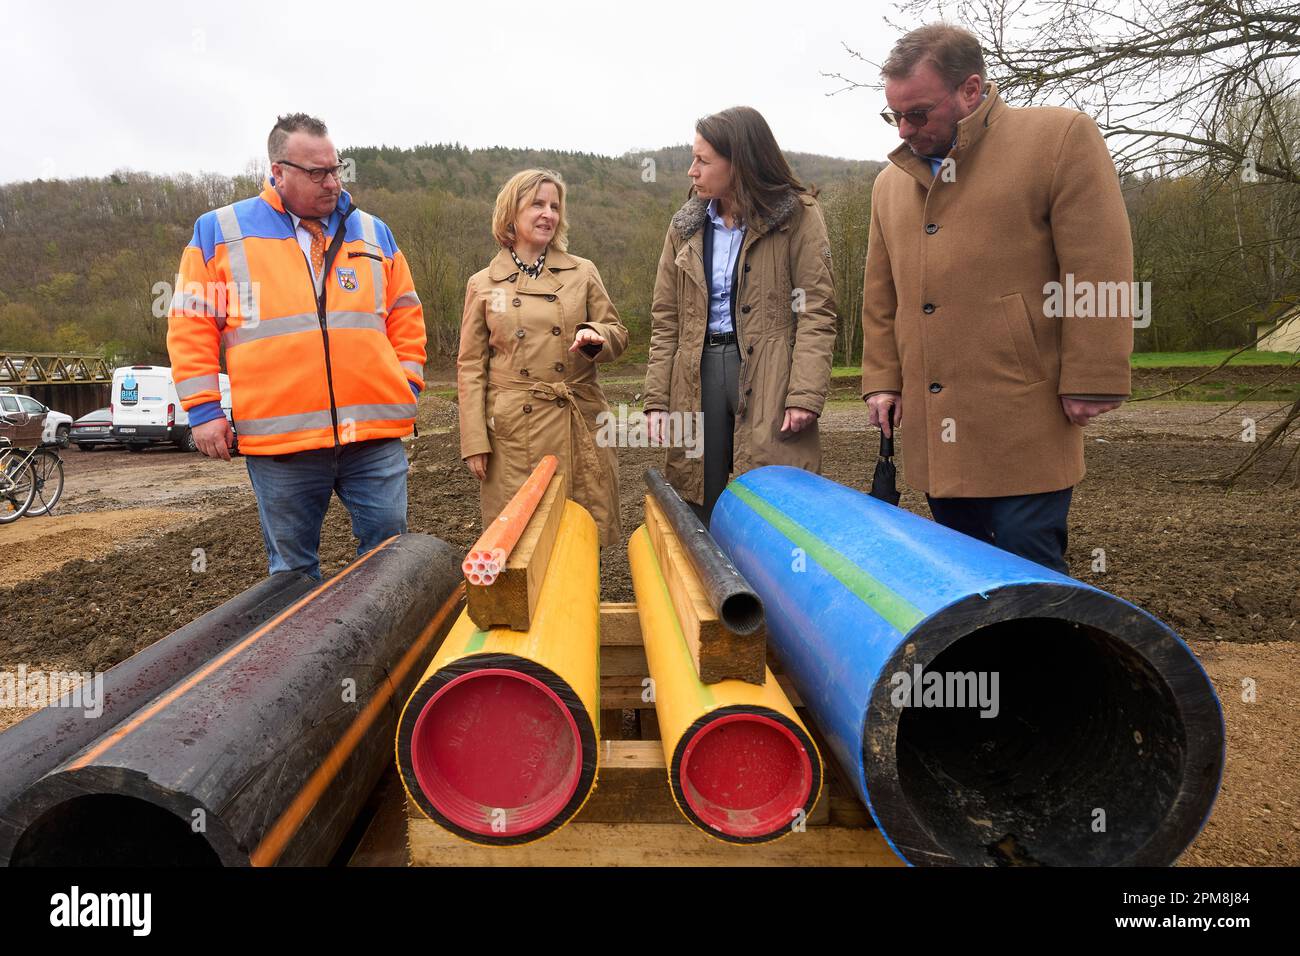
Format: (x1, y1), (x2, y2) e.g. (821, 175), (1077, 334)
(644, 107), (838, 524)
(457, 169), (628, 547)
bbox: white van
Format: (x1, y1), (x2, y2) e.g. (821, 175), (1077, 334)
(111, 365), (232, 453)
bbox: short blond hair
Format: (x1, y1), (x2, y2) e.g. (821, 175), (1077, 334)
(492, 169), (570, 252)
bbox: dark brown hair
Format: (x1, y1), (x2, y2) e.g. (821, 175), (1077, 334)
(267, 113), (329, 163)
(695, 106), (807, 228)
(881, 23), (986, 87)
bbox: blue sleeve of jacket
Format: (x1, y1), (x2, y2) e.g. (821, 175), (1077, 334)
(187, 401), (225, 427)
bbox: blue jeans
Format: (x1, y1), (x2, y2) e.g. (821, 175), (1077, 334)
(244, 438), (408, 580)
(927, 488), (1074, 576)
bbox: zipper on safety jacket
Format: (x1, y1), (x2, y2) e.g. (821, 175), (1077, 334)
(292, 212), (343, 448)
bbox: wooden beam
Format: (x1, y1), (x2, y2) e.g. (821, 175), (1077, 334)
(466, 471), (567, 631)
(642, 495), (766, 685)
(408, 815), (902, 867)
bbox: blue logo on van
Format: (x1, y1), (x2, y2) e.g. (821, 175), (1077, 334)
(121, 374), (139, 405)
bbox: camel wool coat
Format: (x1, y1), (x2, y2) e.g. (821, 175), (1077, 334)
(644, 191), (838, 504)
(458, 248), (628, 547)
(860, 82), (1134, 498)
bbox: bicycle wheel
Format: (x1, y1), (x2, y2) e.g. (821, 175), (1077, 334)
(0, 452), (35, 523)
(26, 448), (65, 516)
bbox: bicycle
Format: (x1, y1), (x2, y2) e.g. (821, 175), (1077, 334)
(0, 437), (35, 522)
(0, 439), (64, 522)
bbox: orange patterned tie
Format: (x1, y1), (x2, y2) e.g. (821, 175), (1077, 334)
(300, 217), (325, 278)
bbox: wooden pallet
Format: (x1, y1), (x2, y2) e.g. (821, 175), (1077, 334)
(351, 603), (902, 867)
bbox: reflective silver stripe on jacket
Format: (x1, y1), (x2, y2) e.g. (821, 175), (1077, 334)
(335, 402), (417, 424)
(234, 403), (416, 437)
(356, 212), (387, 316)
(232, 409), (334, 436)
(400, 360), (424, 378)
(221, 312), (319, 349)
(170, 292), (227, 330)
(215, 204), (258, 326)
(175, 374), (221, 400)
(391, 290), (420, 310)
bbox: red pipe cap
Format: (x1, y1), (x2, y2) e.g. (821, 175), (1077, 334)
(409, 668), (582, 837)
(679, 712), (814, 838)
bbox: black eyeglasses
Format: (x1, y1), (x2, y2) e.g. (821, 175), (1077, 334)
(880, 89), (956, 128)
(278, 159), (346, 184)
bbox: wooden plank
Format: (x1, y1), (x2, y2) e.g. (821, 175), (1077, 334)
(599, 603), (643, 645)
(407, 819), (903, 867)
(578, 741), (681, 824)
(643, 495), (766, 685)
(602, 675), (654, 709)
(601, 644), (649, 677)
(637, 707), (661, 741)
(467, 471), (567, 631)
(599, 709), (625, 740)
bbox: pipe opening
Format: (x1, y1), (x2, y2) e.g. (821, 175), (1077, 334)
(409, 668), (582, 837)
(887, 617), (1186, 866)
(679, 712), (813, 838)
(10, 794), (221, 867)
(719, 591), (765, 636)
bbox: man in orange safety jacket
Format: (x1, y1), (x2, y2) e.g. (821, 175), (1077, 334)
(166, 112), (426, 580)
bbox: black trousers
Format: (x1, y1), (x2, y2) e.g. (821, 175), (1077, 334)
(926, 487), (1074, 576)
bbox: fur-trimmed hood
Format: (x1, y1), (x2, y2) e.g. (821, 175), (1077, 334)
(670, 189), (803, 240)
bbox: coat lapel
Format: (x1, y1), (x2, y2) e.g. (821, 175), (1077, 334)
(675, 229), (707, 292)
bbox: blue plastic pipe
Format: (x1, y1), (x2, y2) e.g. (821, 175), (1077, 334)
(711, 466), (1224, 867)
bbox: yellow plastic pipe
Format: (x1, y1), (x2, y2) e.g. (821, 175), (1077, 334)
(629, 525), (823, 843)
(397, 501), (601, 846)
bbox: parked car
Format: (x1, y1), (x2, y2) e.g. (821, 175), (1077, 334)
(0, 393), (52, 448)
(111, 365), (234, 452)
(42, 407), (73, 447)
(70, 407), (119, 451)
(0, 393), (72, 447)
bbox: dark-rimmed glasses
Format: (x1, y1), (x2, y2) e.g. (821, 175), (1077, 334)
(278, 159), (346, 184)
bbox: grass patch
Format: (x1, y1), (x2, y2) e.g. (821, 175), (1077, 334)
(1131, 349), (1296, 367)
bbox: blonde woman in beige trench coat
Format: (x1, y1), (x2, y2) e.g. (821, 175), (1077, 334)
(457, 168), (628, 548)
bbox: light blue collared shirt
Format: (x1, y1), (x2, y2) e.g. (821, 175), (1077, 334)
(706, 198), (745, 335)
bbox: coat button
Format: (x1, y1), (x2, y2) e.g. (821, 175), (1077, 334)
(744, 263), (751, 273)
(923, 303), (936, 314)
(554, 362), (565, 372)
(746, 387), (753, 396)
(551, 326), (561, 335)
(515, 328), (526, 338)
(488, 347), (496, 358)
(545, 294), (556, 302)
(741, 305), (752, 314)
(556, 398), (566, 407)
(746, 345), (753, 354)
(522, 403), (532, 413)
(925, 223), (938, 234)
(929, 382), (943, 393)
(512, 298), (522, 307)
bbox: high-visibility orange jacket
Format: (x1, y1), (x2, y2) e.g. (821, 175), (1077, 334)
(166, 184), (426, 456)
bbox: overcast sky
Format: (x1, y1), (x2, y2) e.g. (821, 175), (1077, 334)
(1, 0), (910, 185)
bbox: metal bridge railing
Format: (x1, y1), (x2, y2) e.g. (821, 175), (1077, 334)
(0, 352), (114, 387)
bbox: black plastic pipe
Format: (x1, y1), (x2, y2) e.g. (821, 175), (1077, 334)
(644, 466), (764, 635)
(0, 571), (315, 857)
(0, 534), (464, 867)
